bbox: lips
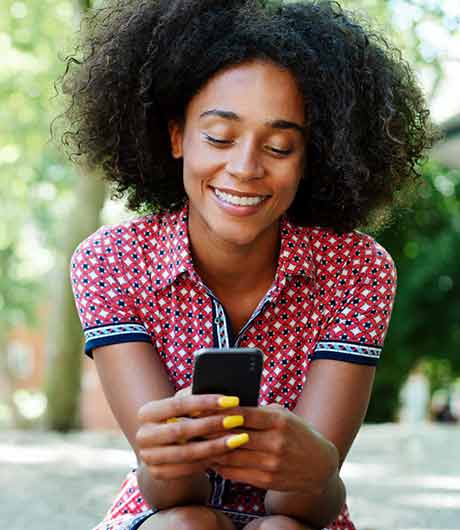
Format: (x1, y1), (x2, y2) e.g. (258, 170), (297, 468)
(209, 186), (270, 199)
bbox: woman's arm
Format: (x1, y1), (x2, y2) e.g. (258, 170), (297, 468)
(264, 469), (345, 529)
(93, 341), (211, 508)
(264, 360), (376, 528)
(137, 461), (211, 509)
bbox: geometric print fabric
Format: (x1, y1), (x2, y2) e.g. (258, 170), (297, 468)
(70, 202), (397, 530)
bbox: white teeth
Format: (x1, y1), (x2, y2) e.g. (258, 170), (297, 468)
(214, 188), (266, 206)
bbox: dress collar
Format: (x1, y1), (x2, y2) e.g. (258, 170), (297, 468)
(150, 202), (316, 291)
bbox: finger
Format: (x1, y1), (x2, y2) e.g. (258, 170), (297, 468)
(205, 428), (284, 453)
(188, 408), (223, 418)
(137, 414), (246, 448)
(209, 449), (279, 472)
(164, 417), (188, 444)
(197, 432), (223, 441)
(138, 394), (240, 423)
(188, 408), (218, 419)
(139, 432), (250, 465)
(147, 460), (210, 480)
(227, 404), (287, 432)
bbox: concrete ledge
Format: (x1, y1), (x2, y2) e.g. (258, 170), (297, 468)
(2, 424), (459, 530)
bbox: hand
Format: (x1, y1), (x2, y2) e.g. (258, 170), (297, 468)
(174, 385), (212, 418)
(174, 386), (228, 440)
(135, 391), (250, 481)
(207, 403), (339, 494)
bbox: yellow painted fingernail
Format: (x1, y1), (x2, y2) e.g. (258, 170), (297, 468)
(166, 417), (179, 424)
(226, 433), (249, 449)
(218, 396), (240, 409)
(223, 415), (244, 429)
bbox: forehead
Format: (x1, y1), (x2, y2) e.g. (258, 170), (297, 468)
(185, 60), (306, 124)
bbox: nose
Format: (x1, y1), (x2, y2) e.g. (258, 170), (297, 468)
(225, 140), (264, 181)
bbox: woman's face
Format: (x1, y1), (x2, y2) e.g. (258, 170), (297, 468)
(169, 59), (306, 248)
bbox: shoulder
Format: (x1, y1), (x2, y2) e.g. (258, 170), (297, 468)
(70, 210), (185, 283)
(351, 230), (397, 288)
(306, 225), (396, 280)
(71, 209), (181, 261)
(301, 226), (397, 290)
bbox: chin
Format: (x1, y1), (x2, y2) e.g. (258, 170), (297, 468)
(213, 222), (261, 247)
(207, 209), (272, 243)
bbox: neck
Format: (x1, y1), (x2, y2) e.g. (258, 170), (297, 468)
(188, 212), (280, 294)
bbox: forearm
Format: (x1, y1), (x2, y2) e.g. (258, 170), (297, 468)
(264, 432), (345, 529)
(265, 469), (346, 529)
(137, 461), (211, 509)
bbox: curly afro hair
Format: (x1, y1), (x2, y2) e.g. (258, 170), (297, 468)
(54, 0), (437, 233)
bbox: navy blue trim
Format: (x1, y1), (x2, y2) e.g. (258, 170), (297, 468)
(85, 334), (152, 358)
(313, 350), (379, 366)
(318, 338), (381, 348)
(126, 509), (158, 529)
(211, 298), (219, 348)
(83, 321), (143, 331)
(221, 305), (236, 347)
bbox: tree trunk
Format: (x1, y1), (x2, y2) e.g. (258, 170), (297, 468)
(45, 167), (106, 431)
(44, 0), (104, 433)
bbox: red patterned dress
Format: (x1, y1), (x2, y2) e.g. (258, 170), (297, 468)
(71, 202), (396, 530)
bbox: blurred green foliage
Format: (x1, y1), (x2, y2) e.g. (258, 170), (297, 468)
(0, 0), (77, 338)
(1, 0), (459, 424)
(368, 161), (460, 420)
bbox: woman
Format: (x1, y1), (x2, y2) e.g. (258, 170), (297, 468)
(59, 1), (435, 529)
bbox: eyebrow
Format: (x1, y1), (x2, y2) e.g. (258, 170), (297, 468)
(199, 109), (307, 136)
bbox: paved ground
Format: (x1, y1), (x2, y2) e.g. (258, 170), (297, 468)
(1, 423), (459, 530)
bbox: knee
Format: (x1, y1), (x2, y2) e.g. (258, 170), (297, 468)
(246, 514), (312, 530)
(165, 505), (224, 530)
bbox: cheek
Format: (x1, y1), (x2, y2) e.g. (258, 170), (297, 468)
(284, 158), (305, 198)
(278, 165), (302, 201)
(183, 159), (215, 197)
(182, 139), (220, 187)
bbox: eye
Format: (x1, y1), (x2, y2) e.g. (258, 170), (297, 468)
(203, 133), (232, 145)
(203, 133), (292, 156)
(267, 146), (293, 157)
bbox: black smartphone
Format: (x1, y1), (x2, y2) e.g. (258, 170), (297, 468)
(192, 347), (264, 406)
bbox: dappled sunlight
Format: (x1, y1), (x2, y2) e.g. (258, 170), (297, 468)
(0, 444), (57, 464)
(341, 461), (393, 480)
(394, 493), (460, 509)
(393, 475), (460, 491)
(0, 442), (133, 468)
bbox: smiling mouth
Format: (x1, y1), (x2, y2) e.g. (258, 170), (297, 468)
(212, 187), (269, 207)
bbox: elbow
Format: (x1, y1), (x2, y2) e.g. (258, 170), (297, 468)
(136, 463), (156, 508)
(317, 439), (340, 495)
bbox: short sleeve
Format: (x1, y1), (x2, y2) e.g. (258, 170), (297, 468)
(70, 226), (152, 358)
(313, 238), (397, 366)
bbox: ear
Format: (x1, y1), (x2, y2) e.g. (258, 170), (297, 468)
(168, 120), (184, 159)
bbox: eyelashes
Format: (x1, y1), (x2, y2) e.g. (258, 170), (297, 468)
(204, 134), (229, 145)
(203, 133), (293, 157)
